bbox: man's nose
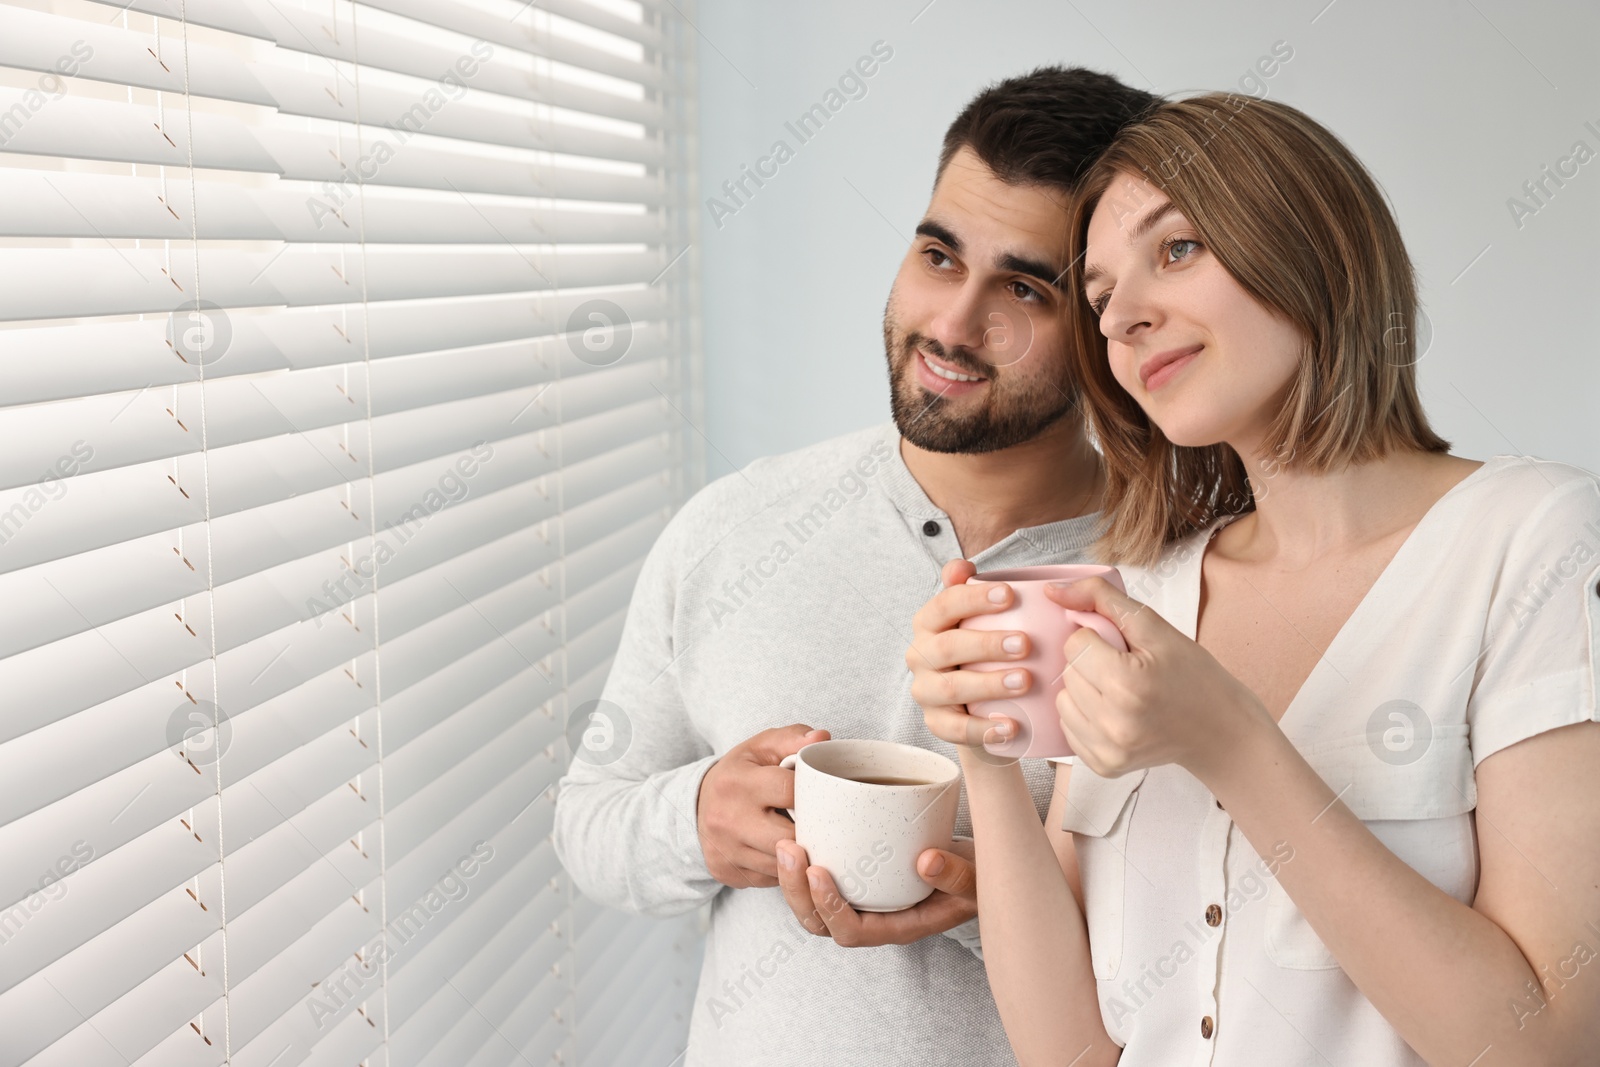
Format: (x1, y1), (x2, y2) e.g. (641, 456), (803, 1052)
(924, 282), (989, 354)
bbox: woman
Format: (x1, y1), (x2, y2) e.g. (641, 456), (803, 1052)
(905, 95), (1600, 1065)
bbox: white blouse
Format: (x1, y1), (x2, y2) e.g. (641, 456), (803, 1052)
(1054, 456), (1600, 1065)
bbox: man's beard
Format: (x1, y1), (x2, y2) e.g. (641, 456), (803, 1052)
(884, 309), (1076, 455)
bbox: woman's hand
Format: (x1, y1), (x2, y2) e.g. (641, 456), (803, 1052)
(907, 559), (1033, 750)
(1045, 577), (1275, 781)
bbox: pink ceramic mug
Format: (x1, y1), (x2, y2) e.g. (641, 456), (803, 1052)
(957, 564), (1127, 759)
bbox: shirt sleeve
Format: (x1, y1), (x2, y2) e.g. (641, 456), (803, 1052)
(1468, 475), (1600, 765)
(551, 511), (722, 918)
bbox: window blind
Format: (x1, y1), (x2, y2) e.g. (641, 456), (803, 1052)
(0, 0), (704, 1064)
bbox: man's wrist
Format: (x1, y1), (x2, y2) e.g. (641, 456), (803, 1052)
(675, 753), (725, 882)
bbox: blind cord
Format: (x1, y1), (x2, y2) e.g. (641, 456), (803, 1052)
(177, 2), (231, 1060)
(346, 9), (392, 1062)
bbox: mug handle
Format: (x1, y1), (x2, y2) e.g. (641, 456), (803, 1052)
(777, 753), (799, 821)
(1063, 609), (1129, 652)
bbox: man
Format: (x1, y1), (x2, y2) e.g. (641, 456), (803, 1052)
(553, 67), (1159, 1065)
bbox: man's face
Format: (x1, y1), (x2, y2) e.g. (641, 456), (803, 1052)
(884, 146), (1078, 454)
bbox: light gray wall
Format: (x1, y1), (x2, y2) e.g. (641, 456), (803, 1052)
(692, 0), (1599, 481)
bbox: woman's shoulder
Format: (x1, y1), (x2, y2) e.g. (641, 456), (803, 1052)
(1449, 455), (1600, 549)
(1110, 519), (1224, 617)
(1460, 454), (1600, 505)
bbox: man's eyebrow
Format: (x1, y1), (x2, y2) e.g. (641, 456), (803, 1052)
(998, 253), (1068, 291)
(916, 217), (1066, 290)
(1081, 200), (1183, 292)
(915, 220), (960, 250)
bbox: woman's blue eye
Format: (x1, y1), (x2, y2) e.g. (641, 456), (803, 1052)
(1165, 238), (1201, 263)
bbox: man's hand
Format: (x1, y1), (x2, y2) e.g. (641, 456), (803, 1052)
(696, 724), (829, 889)
(774, 837), (979, 946)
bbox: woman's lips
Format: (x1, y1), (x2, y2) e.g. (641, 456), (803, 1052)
(1140, 345), (1202, 392)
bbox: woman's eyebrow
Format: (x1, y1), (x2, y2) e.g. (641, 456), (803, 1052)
(1127, 200), (1179, 242)
(1082, 200), (1183, 291)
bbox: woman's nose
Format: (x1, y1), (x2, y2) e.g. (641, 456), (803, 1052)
(1099, 281), (1156, 340)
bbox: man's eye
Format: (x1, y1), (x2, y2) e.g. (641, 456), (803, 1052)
(925, 248), (952, 268)
(1009, 281), (1042, 303)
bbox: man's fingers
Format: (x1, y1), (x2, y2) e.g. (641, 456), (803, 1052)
(744, 723), (830, 764)
(916, 847), (978, 901)
(732, 863), (780, 888)
(805, 866), (865, 944)
(775, 841), (828, 935)
(867, 889), (976, 945)
(750, 809), (802, 860)
(719, 861), (780, 890)
(807, 867), (978, 948)
(748, 764), (805, 812)
(724, 836), (791, 882)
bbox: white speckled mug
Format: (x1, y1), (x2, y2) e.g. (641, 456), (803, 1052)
(778, 739), (961, 912)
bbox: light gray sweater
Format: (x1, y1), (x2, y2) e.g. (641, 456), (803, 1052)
(552, 421), (1103, 1066)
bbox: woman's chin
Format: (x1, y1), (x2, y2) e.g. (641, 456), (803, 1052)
(1148, 417), (1226, 451)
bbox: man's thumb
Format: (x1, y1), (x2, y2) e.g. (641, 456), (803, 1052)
(917, 848), (977, 901)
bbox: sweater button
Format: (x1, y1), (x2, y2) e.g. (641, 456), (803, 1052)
(1201, 1015), (1214, 1039)
(1205, 904), (1222, 927)
(922, 520), (941, 536)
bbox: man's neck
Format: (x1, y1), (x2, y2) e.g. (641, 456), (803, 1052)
(899, 417), (1104, 558)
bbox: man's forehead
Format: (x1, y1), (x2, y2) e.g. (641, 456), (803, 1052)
(925, 148), (1072, 261)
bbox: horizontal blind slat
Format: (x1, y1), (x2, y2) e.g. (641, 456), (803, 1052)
(0, 95), (663, 202)
(0, 172), (667, 242)
(0, 292), (670, 408)
(357, 0), (662, 92)
(0, 248), (660, 322)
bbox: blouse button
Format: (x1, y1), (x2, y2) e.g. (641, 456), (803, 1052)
(922, 520), (941, 537)
(1205, 904), (1223, 927)
(1201, 1015), (1214, 1039)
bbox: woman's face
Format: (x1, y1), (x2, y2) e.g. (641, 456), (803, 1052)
(1081, 171), (1305, 451)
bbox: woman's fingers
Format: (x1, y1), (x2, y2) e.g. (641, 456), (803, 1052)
(911, 560), (1031, 752)
(911, 579), (1016, 640)
(1056, 668), (1107, 771)
(924, 705), (1019, 749)
(905, 628), (1030, 674)
(940, 558), (978, 589)
(911, 662), (1033, 710)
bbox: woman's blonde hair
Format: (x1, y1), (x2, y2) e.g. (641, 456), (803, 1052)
(1065, 94), (1448, 565)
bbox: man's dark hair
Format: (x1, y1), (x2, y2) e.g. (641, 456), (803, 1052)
(938, 66), (1161, 190)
